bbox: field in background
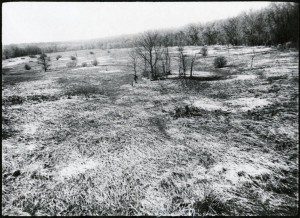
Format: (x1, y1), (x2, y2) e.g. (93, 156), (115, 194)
(2, 46), (299, 216)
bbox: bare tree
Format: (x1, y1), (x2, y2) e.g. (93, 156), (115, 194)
(159, 47), (172, 78)
(186, 24), (200, 45)
(128, 49), (138, 83)
(250, 49), (255, 69)
(222, 17), (241, 46)
(178, 45), (187, 78)
(189, 53), (198, 78)
(203, 23), (219, 45)
(164, 47), (171, 75)
(38, 53), (50, 72)
(134, 31), (163, 80)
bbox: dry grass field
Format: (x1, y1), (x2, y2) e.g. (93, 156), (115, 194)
(2, 45), (299, 216)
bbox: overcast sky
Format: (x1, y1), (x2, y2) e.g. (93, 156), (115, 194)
(2, 2), (271, 45)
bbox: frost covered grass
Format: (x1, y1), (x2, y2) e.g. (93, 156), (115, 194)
(2, 45), (298, 216)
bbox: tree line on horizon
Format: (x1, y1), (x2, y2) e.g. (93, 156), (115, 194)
(2, 2), (298, 60)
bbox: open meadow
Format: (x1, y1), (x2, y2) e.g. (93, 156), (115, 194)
(2, 45), (299, 215)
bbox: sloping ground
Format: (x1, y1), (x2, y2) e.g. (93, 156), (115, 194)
(2, 46), (298, 216)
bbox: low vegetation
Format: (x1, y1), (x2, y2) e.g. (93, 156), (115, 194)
(201, 46), (208, 57)
(37, 53), (50, 72)
(2, 44), (298, 216)
(24, 63), (31, 70)
(214, 56), (227, 68)
(2, 2), (298, 60)
(1, 2), (298, 216)
(91, 59), (98, 66)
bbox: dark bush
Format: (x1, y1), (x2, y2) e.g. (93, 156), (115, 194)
(66, 61), (77, 68)
(27, 94), (60, 103)
(3, 95), (25, 105)
(91, 59), (98, 66)
(285, 41), (292, 49)
(56, 55), (62, 60)
(142, 70), (151, 78)
(81, 62), (87, 67)
(38, 53), (50, 72)
(24, 64), (31, 70)
(39, 53), (47, 59)
(277, 44), (284, 51)
(70, 56), (77, 61)
(90, 51), (94, 55)
(201, 46), (208, 57)
(65, 84), (104, 97)
(214, 56), (227, 68)
(29, 55), (37, 58)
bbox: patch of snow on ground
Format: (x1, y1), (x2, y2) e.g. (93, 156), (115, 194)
(71, 67), (121, 73)
(26, 142), (37, 151)
(191, 71), (216, 77)
(2, 58), (29, 67)
(226, 97), (270, 111)
(212, 163), (271, 184)
(193, 98), (230, 111)
(23, 122), (39, 135)
(58, 158), (101, 179)
(226, 74), (257, 82)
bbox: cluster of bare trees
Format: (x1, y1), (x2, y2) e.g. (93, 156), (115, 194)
(163, 2), (298, 47)
(3, 2), (297, 60)
(129, 31), (173, 81)
(129, 31), (202, 81)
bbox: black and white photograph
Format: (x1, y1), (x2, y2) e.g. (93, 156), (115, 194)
(2, 1), (299, 216)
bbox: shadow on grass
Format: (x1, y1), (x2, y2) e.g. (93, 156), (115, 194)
(168, 75), (231, 82)
(3, 94), (61, 106)
(57, 73), (133, 101)
(2, 71), (43, 86)
(193, 192), (234, 216)
(2, 111), (19, 139)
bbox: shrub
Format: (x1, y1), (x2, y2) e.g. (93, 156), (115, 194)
(285, 42), (292, 49)
(90, 51), (94, 55)
(201, 46), (208, 57)
(38, 53), (50, 72)
(21, 57), (25, 59)
(81, 62), (87, 67)
(29, 55), (37, 58)
(214, 56), (227, 68)
(70, 56), (77, 61)
(142, 70), (150, 78)
(3, 95), (25, 105)
(39, 53), (47, 59)
(277, 44), (284, 51)
(27, 94), (60, 102)
(65, 84), (103, 97)
(24, 64), (31, 70)
(56, 55), (62, 60)
(66, 61), (77, 68)
(107, 50), (110, 53)
(91, 59), (98, 66)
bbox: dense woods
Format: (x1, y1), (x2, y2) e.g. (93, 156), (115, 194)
(2, 2), (298, 59)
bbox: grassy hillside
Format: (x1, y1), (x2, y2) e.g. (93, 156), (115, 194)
(2, 45), (298, 216)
